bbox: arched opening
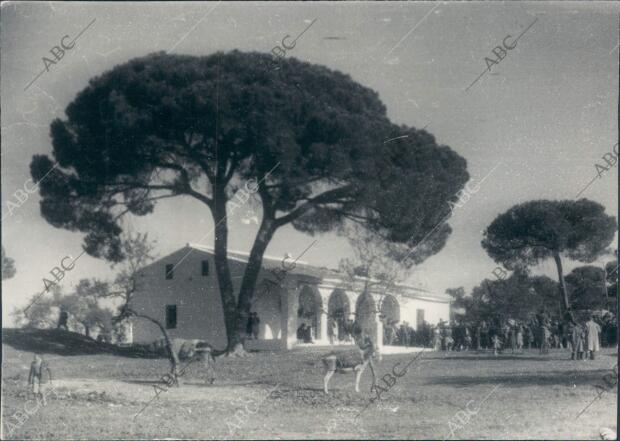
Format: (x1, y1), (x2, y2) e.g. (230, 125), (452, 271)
(328, 289), (351, 342)
(297, 285), (323, 342)
(251, 281), (283, 340)
(380, 295), (400, 346)
(354, 291), (377, 343)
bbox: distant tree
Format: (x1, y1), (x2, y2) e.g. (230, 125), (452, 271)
(482, 199), (617, 313)
(339, 224), (414, 344)
(15, 287), (62, 329)
(57, 279), (112, 337)
(31, 51), (469, 353)
(16, 280), (114, 337)
(467, 285), (493, 324)
(446, 287), (465, 298)
(2, 246), (16, 280)
(529, 275), (564, 316)
(339, 224), (412, 292)
(566, 265), (615, 311)
(446, 287), (466, 321)
(467, 271), (560, 324)
(446, 287), (466, 306)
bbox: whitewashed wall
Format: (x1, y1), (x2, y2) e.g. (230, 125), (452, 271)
(130, 246), (247, 350)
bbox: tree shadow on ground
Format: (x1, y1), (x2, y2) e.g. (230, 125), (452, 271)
(2, 328), (161, 358)
(180, 381), (220, 387)
(426, 368), (618, 388)
(123, 379), (167, 385)
(434, 355), (555, 362)
(2, 328), (116, 356)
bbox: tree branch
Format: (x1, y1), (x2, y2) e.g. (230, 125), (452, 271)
(273, 184), (355, 227)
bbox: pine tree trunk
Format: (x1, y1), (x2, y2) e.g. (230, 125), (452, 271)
(234, 219), (276, 350)
(553, 252), (570, 312)
(212, 191), (241, 354)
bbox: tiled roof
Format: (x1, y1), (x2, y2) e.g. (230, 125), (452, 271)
(186, 243), (450, 302)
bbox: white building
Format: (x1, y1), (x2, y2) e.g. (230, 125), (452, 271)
(129, 243), (451, 351)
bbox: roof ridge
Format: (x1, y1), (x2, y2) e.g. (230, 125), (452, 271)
(186, 242), (311, 265)
(184, 243), (439, 296)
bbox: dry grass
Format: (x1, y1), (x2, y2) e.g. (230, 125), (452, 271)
(1, 331), (617, 439)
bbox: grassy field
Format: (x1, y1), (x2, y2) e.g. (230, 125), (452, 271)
(2, 330), (617, 439)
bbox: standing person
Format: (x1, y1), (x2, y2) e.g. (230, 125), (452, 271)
(540, 321), (550, 354)
(481, 321), (489, 351)
(488, 322), (498, 352)
(57, 308), (69, 330)
(341, 319), (350, 343)
(508, 321), (517, 354)
(437, 319), (444, 349)
(246, 313), (254, 340)
(390, 321), (398, 345)
(552, 321), (561, 349)
(571, 322), (585, 360)
(502, 322), (511, 348)
(330, 319), (338, 345)
(464, 326), (472, 351)
(196, 345), (216, 384)
(408, 325), (417, 347)
(28, 353), (52, 398)
(422, 322), (432, 347)
(585, 315), (601, 360)
(251, 313), (260, 340)
(492, 334), (501, 356)
(304, 323), (314, 343)
(523, 324), (531, 350)
(563, 320), (574, 352)
(432, 325), (442, 351)
(444, 326), (454, 351)
(452, 322), (465, 351)
(399, 323), (409, 347)
(516, 323), (524, 353)
(528, 323), (535, 350)
(297, 323), (306, 343)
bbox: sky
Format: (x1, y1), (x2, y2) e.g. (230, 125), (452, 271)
(1, 1), (618, 326)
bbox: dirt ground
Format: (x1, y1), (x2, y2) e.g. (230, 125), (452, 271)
(2, 342), (617, 439)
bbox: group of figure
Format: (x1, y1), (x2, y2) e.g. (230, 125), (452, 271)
(297, 322), (315, 343)
(380, 312), (610, 361)
(382, 320), (436, 347)
(28, 353), (53, 398)
(459, 313), (605, 359)
(382, 319), (470, 350)
(245, 312), (260, 340)
(327, 317), (355, 344)
(430, 320), (473, 351)
(567, 315), (602, 360)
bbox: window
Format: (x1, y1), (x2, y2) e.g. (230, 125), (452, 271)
(165, 264), (174, 280)
(416, 309), (425, 331)
(201, 260), (209, 276)
(165, 305), (177, 329)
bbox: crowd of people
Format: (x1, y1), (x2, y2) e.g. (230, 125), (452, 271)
(252, 308), (615, 360)
(381, 311), (617, 359)
(382, 320), (435, 347)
